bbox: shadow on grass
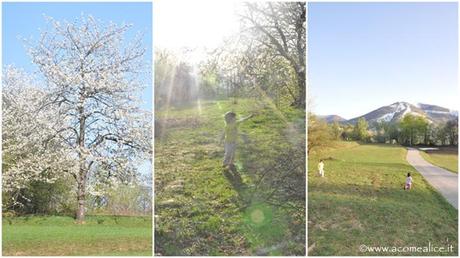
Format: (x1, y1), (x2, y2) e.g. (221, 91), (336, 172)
(223, 166), (245, 190)
(222, 166), (252, 209)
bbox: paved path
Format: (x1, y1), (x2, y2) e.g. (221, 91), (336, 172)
(406, 148), (458, 209)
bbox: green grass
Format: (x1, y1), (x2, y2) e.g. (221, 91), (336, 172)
(2, 215), (152, 256)
(420, 151), (458, 173)
(155, 99), (305, 256)
(308, 142), (458, 256)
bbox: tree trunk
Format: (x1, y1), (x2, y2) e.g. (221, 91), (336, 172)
(76, 174), (86, 223)
(294, 3), (306, 109)
(76, 87), (87, 223)
(293, 68), (306, 108)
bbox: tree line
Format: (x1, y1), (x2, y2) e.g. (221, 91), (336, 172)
(309, 113), (458, 153)
(155, 2), (306, 110)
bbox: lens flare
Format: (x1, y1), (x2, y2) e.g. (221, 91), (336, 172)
(250, 209), (265, 224)
(244, 203), (273, 228)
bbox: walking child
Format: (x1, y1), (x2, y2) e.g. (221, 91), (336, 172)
(318, 159), (325, 177)
(221, 111), (253, 169)
(404, 172), (413, 190)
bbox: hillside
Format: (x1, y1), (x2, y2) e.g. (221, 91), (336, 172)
(319, 115), (347, 123)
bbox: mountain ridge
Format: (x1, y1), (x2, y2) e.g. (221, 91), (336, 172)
(322, 101), (457, 126)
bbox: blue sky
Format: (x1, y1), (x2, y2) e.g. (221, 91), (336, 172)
(2, 2), (152, 110)
(309, 2), (458, 119)
(3, 2), (152, 175)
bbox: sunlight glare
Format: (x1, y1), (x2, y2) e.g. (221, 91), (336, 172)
(155, 0), (240, 65)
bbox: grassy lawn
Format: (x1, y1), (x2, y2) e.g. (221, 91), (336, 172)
(308, 142), (458, 256)
(420, 149), (458, 173)
(155, 99), (305, 256)
(2, 215), (152, 256)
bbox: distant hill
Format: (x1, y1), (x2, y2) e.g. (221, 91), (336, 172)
(318, 115), (347, 123)
(323, 102), (457, 127)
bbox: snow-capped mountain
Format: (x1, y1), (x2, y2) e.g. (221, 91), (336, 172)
(333, 102), (457, 126)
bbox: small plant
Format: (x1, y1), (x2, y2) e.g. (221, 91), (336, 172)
(97, 218), (104, 225)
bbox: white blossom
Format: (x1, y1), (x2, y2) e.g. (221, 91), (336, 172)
(3, 15), (151, 220)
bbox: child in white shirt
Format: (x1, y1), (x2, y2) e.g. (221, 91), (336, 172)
(318, 160), (325, 177)
(404, 173), (413, 190)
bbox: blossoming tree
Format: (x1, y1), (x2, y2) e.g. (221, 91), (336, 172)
(3, 16), (151, 222)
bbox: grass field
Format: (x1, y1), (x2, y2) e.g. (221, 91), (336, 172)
(308, 142), (458, 256)
(155, 99), (305, 255)
(420, 148), (458, 173)
(2, 215), (152, 256)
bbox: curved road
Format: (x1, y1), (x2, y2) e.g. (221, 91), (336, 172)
(406, 148), (458, 209)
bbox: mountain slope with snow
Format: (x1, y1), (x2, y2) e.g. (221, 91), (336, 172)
(331, 102), (457, 126)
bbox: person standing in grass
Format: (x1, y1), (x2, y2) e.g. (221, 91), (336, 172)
(318, 159), (325, 177)
(404, 172), (413, 190)
(221, 111), (253, 169)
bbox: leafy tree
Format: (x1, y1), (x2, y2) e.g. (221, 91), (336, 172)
(240, 2), (306, 108)
(308, 113), (333, 154)
(341, 124), (355, 141)
(399, 114), (429, 146)
(445, 118), (458, 146)
(387, 124), (400, 144)
(330, 121), (343, 140)
(353, 118), (369, 142)
(18, 179), (75, 215)
(434, 125), (448, 145)
(374, 121), (391, 143)
(88, 177), (152, 216)
(201, 40), (297, 108)
(198, 67), (219, 99)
